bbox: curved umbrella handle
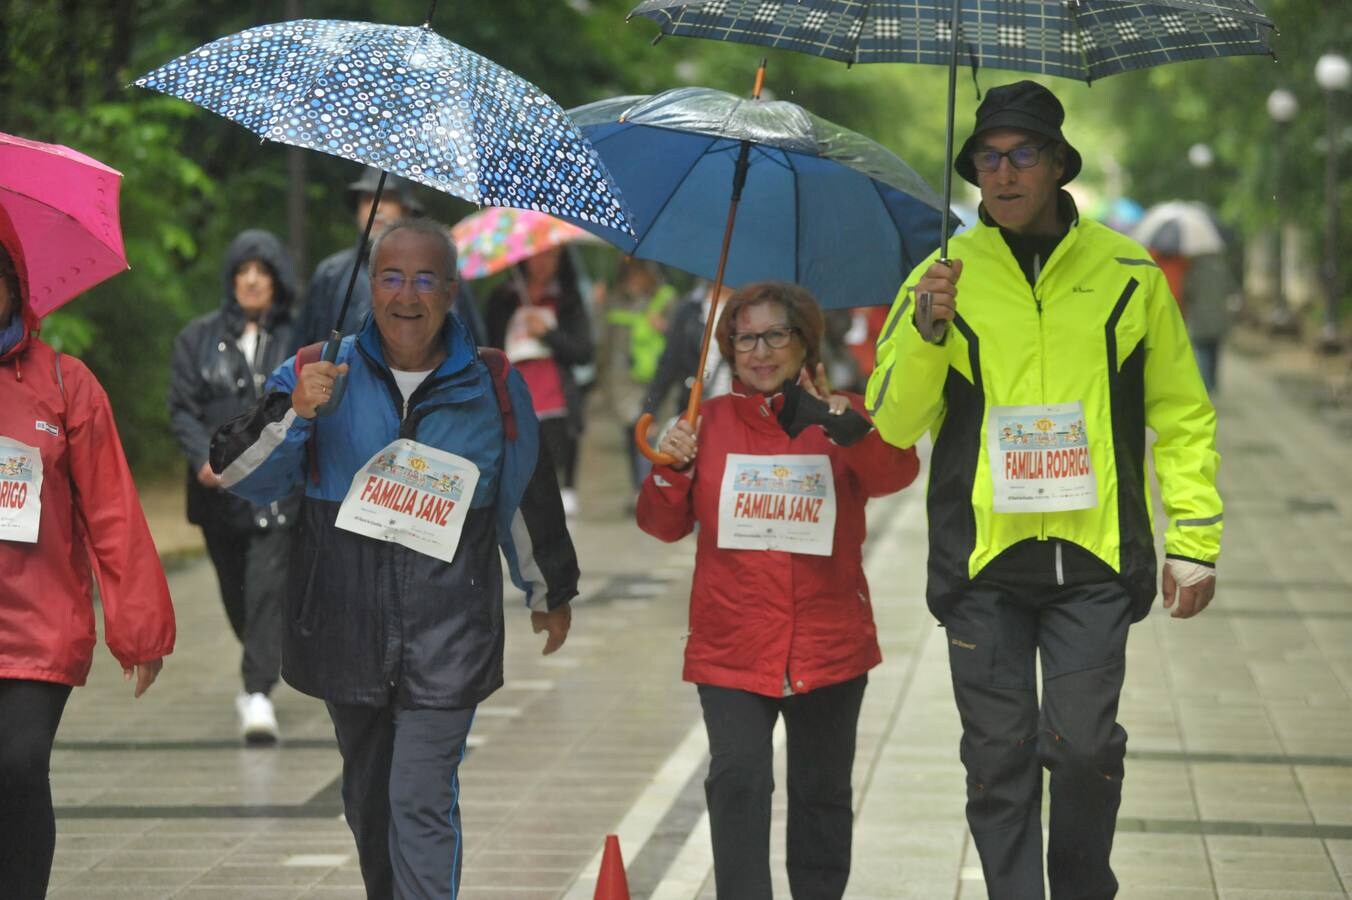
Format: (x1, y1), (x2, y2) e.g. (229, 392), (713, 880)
(633, 412), (677, 466)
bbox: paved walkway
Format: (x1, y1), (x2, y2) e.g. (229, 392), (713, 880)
(45, 345), (1352, 899)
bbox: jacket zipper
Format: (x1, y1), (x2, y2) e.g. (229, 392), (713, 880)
(1055, 541), (1064, 585)
(1033, 253), (1048, 541)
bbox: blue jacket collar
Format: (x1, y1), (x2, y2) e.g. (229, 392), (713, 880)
(355, 310), (477, 380)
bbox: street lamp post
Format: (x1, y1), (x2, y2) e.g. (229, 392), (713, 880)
(1267, 88), (1299, 334)
(1315, 53), (1350, 353)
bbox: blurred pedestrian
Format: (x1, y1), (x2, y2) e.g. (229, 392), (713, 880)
(211, 218), (577, 899)
(638, 281), (920, 899)
(485, 246), (593, 517)
(643, 280), (735, 425)
(168, 229), (300, 743)
(0, 238), (174, 899)
(294, 167), (485, 351)
(1181, 252), (1238, 394)
(868, 81), (1222, 898)
(601, 258), (676, 494)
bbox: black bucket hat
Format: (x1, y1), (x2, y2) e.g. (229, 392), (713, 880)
(954, 80), (1082, 187)
(346, 167), (425, 216)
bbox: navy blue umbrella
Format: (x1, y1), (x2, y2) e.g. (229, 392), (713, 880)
(571, 85), (950, 311)
(571, 73), (951, 465)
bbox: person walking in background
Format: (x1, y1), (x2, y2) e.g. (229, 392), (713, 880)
(168, 229), (300, 744)
(642, 280), (735, 428)
(1181, 252), (1238, 394)
(294, 167), (485, 351)
(210, 218), (576, 899)
(867, 81), (1222, 898)
(638, 281), (920, 899)
(0, 238), (175, 899)
(601, 257), (676, 497)
(485, 246), (593, 517)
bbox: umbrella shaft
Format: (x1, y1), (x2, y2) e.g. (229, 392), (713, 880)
(334, 170), (389, 336)
(939, 0), (961, 260)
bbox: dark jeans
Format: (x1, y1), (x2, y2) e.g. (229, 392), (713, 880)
(201, 526), (290, 695)
(1191, 338), (1220, 395)
(943, 556), (1132, 900)
(0, 679), (72, 900)
(327, 702), (476, 900)
(538, 416), (578, 490)
(698, 675), (868, 900)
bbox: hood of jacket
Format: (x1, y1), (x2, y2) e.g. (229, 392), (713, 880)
(0, 236), (40, 366)
(219, 229), (298, 324)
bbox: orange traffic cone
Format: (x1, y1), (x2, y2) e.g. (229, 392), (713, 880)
(594, 834), (631, 900)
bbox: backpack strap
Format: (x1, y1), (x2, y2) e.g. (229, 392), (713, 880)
(295, 342), (325, 485)
(477, 347), (517, 442)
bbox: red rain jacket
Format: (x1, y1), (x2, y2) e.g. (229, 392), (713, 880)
(637, 386), (919, 698)
(0, 303), (175, 685)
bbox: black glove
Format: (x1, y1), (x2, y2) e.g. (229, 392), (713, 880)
(775, 379), (872, 446)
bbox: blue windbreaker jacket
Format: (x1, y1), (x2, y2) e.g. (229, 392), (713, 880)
(210, 313), (578, 707)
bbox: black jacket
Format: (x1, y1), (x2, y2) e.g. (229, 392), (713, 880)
(168, 229), (301, 533)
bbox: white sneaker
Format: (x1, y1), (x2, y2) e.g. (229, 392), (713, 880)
(236, 692), (279, 745)
(560, 487), (579, 518)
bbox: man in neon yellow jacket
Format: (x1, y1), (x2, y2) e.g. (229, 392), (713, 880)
(867, 81), (1220, 899)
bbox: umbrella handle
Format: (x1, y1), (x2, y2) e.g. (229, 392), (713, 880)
(914, 257), (952, 344)
(313, 333), (349, 417)
(633, 413), (678, 466)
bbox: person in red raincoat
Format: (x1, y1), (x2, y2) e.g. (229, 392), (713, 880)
(0, 238), (175, 899)
(636, 281), (920, 900)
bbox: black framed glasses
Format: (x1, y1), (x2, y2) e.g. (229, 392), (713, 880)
(970, 141), (1055, 174)
(376, 272), (446, 296)
(731, 325), (799, 353)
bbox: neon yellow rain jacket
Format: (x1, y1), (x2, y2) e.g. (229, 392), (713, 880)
(866, 204), (1221, 620)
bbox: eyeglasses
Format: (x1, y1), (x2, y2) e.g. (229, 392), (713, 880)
(970, 141), (1054, 174)
(731, 325), (799, 353)
(376, 272), (446, 296)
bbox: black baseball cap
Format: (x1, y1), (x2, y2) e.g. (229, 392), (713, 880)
(955, 80), (1082, 186)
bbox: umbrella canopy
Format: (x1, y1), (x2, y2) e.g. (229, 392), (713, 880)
(0, 132), (128, 317)
(630, 0), (1275, 78)
(135, 18), (632, 246)
(629, 0), (1275, 339)
(452, 208), (601, 280)
(1134, 201), (1226, 256)
(570, 86), (951, 310)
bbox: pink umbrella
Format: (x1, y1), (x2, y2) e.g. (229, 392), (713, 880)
(451, 207), (600, 281)
(0, 131), (128, 317)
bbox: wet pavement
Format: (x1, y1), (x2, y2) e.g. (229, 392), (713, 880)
(46, 346), (1352, 899)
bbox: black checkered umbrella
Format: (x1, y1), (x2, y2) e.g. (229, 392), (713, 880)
(630, 0), (1276, 338)
(630, 0), (1274, 79)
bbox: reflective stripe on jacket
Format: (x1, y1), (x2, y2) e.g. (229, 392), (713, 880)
(866, 213), (1221, 620)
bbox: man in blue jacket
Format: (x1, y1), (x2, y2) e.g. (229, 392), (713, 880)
(211, 218), (576, 899)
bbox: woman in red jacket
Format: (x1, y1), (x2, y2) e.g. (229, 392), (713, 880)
(0, 239), (175, 898)
(637, 281), (919, 899)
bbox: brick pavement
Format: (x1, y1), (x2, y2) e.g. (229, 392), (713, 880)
(44, 345), (1352, 899)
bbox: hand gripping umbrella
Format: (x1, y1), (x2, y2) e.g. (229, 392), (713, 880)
(570, 62), (951, 465)
(630, 0), (1276, 341)
(136, 2), (632, 414)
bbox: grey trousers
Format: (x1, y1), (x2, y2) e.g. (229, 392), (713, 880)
(943, 571), (1132, 900)
(201, 526), (289, 696)
(327, 702), (476, 900)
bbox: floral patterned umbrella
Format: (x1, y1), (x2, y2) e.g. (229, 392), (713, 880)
(451, 207), (601, 280)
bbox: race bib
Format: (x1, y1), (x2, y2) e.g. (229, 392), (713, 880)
(717, 454), (836, 556)
(335, 440), (480, 564)
(988, 402), (1097, 513)
(0, 435), (43, 543)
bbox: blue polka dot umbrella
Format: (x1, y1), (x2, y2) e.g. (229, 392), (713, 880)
(136, 16), (634, 342)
